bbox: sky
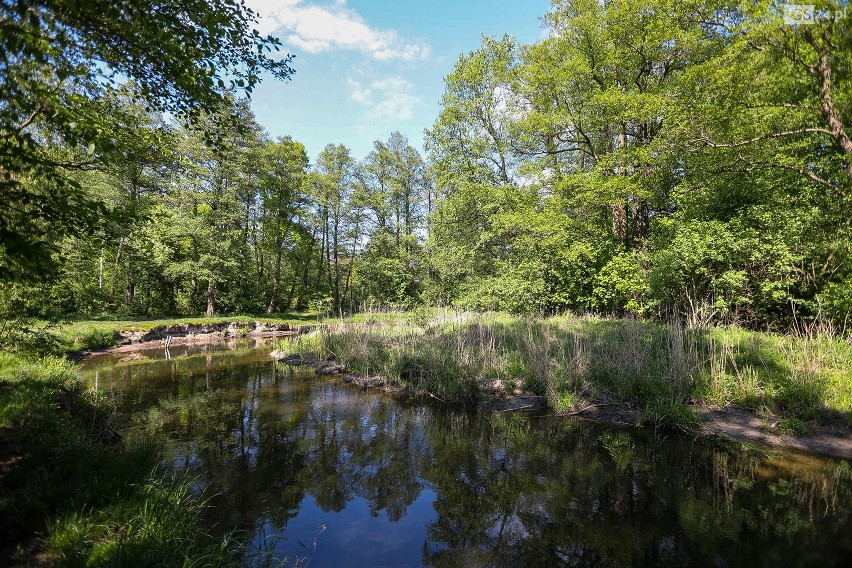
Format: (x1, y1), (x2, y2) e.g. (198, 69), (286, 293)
(245, 0), (551, 164)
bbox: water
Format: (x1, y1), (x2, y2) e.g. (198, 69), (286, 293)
(79, 342), (852, 567)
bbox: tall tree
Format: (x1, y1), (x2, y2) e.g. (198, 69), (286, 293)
(165, 97), (265, 316)
(426, 35), (520, 188)
(314, 144), (360, 313)
(259, 137), (309, 313)
(357, 132), (430, 307)
(0, 0), (293, 279)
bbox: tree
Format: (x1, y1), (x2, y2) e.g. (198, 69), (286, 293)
(656, 0), (852, 323)
(0, 0), (294, 279)
(313, 144), (361, 313)
(30, 87), (179, 316)
(356, 132), (430, 307)
(682, 1), (851, 192)
(426, 35), (520, 188)
(163, 97), (265, 316)
(258, 137), (309, 313)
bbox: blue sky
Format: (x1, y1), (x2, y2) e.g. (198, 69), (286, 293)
(246, 0), (551, 164)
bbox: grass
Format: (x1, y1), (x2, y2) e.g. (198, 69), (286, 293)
(0, 351), (247, 566)
(281, 310), (852, 432)
(2, 312), (322, 357)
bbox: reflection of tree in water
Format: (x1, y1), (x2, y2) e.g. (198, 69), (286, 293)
(420, 412), (852, 567)
(100, 354), (852, 566)
(118, 358), (436, 539)
(295, 383), (431, 520)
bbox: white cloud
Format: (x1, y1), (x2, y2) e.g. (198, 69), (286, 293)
(247, 0), (430, 61)
(348, 75), (420, 123)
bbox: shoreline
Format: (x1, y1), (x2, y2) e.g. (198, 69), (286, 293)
(271, 350), (852, 460)
(71, 330), (852, 460)
(68, 320), (317, 360)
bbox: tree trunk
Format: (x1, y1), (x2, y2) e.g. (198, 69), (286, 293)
(332, 214), (340, 312)
(342, 219), (360, 310)
(267, 244), (282, 314)
(296, 232), (316, 311)
(110, 236), (124, 299)
(283, 278), (297, 312)
(98, 246), (104, 289)
(124, 281), (135, 308)
(613, 129), (629, 250)
(206, 280), (215, 316)
(404, 184), (412, 242)
(612, 202), (628, 250)
(808, 31), (852, 178)
(124, 260), (135, 308)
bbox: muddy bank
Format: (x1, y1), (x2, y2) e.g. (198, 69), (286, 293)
(696, 406), (852, 459)
(73, 321), (318, 360)
(118, 321), (317, 343)
(271, 350), (852, 460)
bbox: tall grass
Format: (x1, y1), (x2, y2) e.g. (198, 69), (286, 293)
(282, 311), (852, 431)
(0, 352), (245, 566)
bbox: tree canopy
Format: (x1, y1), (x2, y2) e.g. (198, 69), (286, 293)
(2, 0), (850, 330)
(0, 0), (293, 279)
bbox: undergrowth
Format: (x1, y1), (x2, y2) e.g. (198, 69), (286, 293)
(0, 352), (245, 566)
(282, 311), (852, 432)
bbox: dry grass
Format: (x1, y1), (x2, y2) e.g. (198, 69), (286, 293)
(283, 310), (852, 431)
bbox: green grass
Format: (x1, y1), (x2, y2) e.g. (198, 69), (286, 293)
(280, 311), (852, 432)
(0, 352), (245, 566)
(5, 312), (322, 357)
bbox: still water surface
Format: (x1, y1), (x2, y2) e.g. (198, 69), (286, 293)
(79, 341), (852, 567)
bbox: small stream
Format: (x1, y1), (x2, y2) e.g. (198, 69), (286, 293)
(78, 341), (852, 567)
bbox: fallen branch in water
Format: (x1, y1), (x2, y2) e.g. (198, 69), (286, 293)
(496, 404), (535, 412)
(562, 402), (616, 416)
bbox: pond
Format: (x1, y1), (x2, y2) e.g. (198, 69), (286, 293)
(79, 342), (852, 567)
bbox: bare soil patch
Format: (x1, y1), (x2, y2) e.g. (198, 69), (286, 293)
(696, 406), (852, 459)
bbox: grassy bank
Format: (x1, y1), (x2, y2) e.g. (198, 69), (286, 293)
(282, 311), (852, 432)
(4, 312), (320, 356)
(0, 352), (242, 566)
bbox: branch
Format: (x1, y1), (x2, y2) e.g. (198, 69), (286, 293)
(691, 127), (834, 148)
(701, 159), (844, 199)
(744, 102), (820, 112)
(775, 163), (844, 197)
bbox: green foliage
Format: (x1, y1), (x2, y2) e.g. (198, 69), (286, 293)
(4, 0), (852, 336)
(282, 311), (852, 428)
(358, 232), (423, 308)
(0, 0), (293, 280)
(0, 352), (239, 564)
(592, 252), (648, 315)
(422, 0), (852, 328)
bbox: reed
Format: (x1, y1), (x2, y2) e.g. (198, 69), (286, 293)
(281, 311), (852, 431)
(0, 352), (251, 566)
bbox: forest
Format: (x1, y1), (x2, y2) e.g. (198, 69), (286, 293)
(2, 1), (852, 565)
(1, 0), (850, 332)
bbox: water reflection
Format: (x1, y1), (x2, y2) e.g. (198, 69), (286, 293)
(80, 346), (852, 567)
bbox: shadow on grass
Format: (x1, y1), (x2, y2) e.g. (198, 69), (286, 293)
(0, 354), (237, 566)
(287, 313), (852, 430)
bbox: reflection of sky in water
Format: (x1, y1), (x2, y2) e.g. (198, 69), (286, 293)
(82, 343), (852, 567)
(255, 491), (438, 568)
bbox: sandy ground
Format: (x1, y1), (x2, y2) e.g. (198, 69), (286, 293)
(71, 330), (297, 360)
